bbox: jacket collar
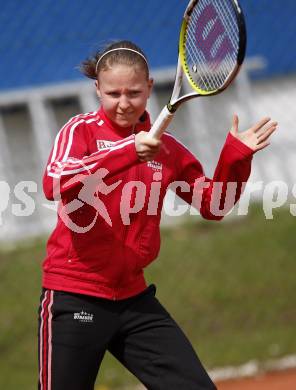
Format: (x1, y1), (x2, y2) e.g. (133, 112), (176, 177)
(97, 107), (151, 137)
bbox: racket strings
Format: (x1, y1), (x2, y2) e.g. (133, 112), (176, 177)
(186, 21), (229, 89)
(188, 11), (227, 89)
(193, 0), (238, 73)
(184, 0), (240, 92)
(214, 0), (238, 50)
(186, 12), (221, 88)
(186, 26), (213, 89)
(186, 20), (230, 90)
(188, 5), (236, 88)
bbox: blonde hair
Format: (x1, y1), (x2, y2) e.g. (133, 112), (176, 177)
(80, 40), (149, 80)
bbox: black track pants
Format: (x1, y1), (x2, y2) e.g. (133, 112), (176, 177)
(38, 284), (216, 390)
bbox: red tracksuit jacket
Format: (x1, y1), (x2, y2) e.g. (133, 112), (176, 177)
(42, 107), (253, 300)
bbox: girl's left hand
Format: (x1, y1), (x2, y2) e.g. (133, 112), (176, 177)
(230, 114), (278, 152)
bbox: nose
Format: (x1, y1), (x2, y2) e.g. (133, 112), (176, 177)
(118, 95), (131, 111)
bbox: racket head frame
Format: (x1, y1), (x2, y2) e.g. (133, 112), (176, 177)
(148, 0), (247, 139)
(169, 0), (247, 112)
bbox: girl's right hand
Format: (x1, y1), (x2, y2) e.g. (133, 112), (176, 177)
(135, 131), (162, 162)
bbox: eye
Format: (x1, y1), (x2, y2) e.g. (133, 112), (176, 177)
(107, 92), (120, 98)
(128, 91), (141, 98)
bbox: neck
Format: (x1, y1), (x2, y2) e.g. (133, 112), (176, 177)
(98, 107), (150, 136)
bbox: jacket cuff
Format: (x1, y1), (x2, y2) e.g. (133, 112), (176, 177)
(226, 132), (254, 159)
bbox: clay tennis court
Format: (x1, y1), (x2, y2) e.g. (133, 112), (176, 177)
(216, 368), (296, 389)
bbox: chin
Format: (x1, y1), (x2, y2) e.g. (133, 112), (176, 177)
(116, 117), (137, 128)
(115, 120), (132, 128)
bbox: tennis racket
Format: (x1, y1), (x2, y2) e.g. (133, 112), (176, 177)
(148, 0), (246, 139)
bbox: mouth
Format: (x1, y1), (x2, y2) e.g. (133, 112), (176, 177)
(117, 112), (133, 117)
(115, 113), (137, 127)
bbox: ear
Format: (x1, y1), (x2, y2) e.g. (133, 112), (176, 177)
(147, 78), (154, 97)
(95, 80), (101, 98)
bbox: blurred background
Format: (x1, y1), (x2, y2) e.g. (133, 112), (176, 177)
(0, 1), (295, 389)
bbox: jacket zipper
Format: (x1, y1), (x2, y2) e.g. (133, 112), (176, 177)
(113, 125), (138, 300)
(122, 124), (138, 249)
(113, 161), (140, 300)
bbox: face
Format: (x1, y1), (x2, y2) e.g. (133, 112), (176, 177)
(96, 64), (153, 128)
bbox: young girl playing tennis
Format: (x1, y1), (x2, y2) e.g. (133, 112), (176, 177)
(38, 40), (277, 390)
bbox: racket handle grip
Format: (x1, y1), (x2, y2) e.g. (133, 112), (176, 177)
(148, 106), (174, 140)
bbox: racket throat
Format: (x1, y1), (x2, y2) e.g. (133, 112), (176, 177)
(167, 103), (178, 113)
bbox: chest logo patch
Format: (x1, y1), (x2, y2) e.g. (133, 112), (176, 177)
(147, 160), (162, 171)
(96, 140), (116, 151)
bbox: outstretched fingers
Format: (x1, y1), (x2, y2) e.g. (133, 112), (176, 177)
(255, 122), (278, 151)
(251, 117), (271, 133)
(257, 121), (278, 141)
(250, 117), (278, 152)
